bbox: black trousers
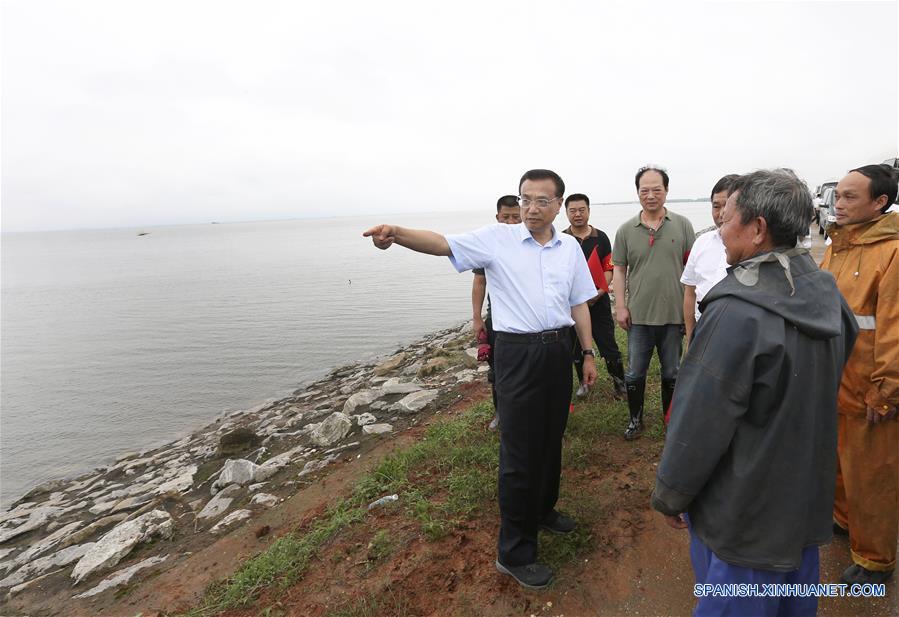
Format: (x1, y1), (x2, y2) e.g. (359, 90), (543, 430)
(485, 316), (497, 410)
(571, 295), (621, 381)
(494, 330), (573, 566)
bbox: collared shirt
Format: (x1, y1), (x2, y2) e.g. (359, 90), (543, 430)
(680, 228), (728, 321)
(446, 223), (596, 333)
(562, 226), (613, 292)
(611, 208), (695, 325)
(695, 224), (717, 238)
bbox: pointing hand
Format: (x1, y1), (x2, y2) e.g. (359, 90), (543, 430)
(363, 224), (396, 250)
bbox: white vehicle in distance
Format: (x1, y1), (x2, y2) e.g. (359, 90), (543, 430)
(814, 182), (837, 234)
(819, 186), (837, 236)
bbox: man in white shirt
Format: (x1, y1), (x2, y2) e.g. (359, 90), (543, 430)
(681, 175), (738, 348)
(364, 169), (597, 590)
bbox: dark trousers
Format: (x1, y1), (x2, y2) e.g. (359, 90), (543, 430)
(494, 330), (573, 566)
(571, 295), (621, 382)
(485, 316), (497, 410)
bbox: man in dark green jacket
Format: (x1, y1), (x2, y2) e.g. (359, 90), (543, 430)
(651, 169), (858, 616)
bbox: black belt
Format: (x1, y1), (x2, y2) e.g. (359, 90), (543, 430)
(495, 328), (570, 344)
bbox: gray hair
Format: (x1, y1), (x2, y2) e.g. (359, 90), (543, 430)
(730, 169), (814, 247)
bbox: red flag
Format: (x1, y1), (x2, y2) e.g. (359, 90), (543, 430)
(587, 249), (609, 292)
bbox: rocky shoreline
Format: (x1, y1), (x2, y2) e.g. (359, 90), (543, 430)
(0, 321), (482, 612)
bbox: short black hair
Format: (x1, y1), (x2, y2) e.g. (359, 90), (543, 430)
(564, 193), (590, 208)
(519, 169), (565, 199)
(710, 174), (740, 201)
(849, 164), (899, 214)
(730, 169), (814, 248)
(496, 195), (519, 212)
(635, 165), (669, 190)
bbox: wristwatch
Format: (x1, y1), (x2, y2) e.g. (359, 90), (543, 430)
(582, 349), (595, 357)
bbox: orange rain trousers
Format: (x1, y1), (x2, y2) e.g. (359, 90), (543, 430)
(833, 413), (899, 572)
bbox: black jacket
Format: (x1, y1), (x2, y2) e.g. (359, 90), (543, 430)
(651, 251), (858, 571)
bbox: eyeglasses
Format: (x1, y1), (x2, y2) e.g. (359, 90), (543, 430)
(517, 196), (559, 209)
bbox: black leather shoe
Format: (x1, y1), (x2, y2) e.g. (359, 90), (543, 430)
(832, 522), (849, 536)
(540, 511), (577, 535)
(840, 563), (894, 585)
(495, 560), (554, 590)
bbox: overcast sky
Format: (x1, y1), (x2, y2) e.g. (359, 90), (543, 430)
(1, 0), (897, 232)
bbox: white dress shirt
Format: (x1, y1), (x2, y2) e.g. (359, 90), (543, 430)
(446, 223), (596, 333)
(680, 228), (728, 321)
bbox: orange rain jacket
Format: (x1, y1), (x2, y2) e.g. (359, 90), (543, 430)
(821, 212), (899, 415)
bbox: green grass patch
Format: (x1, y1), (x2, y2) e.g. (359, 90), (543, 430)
(324, 588), (415, 617)
(368, 529), (393, 562)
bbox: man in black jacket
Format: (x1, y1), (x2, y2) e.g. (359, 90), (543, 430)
(562, 193), (626, 399)
(651, 169), (858, 616)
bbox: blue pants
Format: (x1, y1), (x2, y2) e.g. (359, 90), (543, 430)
(625, 323), (682, 382)
(690, 528), (819, 617)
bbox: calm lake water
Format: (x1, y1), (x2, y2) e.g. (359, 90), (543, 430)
(1, 203), (714, 505)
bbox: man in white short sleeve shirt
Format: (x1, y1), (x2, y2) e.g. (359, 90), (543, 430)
(364, 169), (597, 590)
(681, 175), (738, 349)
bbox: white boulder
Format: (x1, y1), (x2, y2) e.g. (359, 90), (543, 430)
(13, 520), (83, 565)
(362, 423), (394, 435)
(73, 554), (167, 599)
(381, 378), (423, 395)
(197, 485), (242, 521)
(154, 465), (197, 494)
(0, 506), (61, 544)
(309, 412), (352, 447)
(0, 503), (36, 525)
(298, 454), (339, 477)
(252, 444), (307, 482)
(211, 459), (261, 494)
(0, 543), (94, 589)
(210, 509), (252, 534)
(354, 412), (377, 426)
(250, 493), (279, 508)
(110, 494), (155, 514)
(89, 501), (117, 516)
(391, 390), (438, 414)
(342, 390), (381, 414)
(71, 509), (173, 584)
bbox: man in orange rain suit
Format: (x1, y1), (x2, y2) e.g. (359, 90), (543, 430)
(821, 163), (899, 585)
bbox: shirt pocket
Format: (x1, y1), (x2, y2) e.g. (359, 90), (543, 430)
(543, 254), (573, 296)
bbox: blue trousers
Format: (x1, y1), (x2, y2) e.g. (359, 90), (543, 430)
(625, 323), (682, 382)
(690, 528), (819, 617)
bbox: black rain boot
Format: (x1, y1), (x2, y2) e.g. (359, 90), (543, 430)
(661, 378), (677, 428)
(606, 358), (627, 400)
(624, 378), (646, 440)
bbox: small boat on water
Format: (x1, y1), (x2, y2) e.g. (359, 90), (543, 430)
(137, 231), (149, 236)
